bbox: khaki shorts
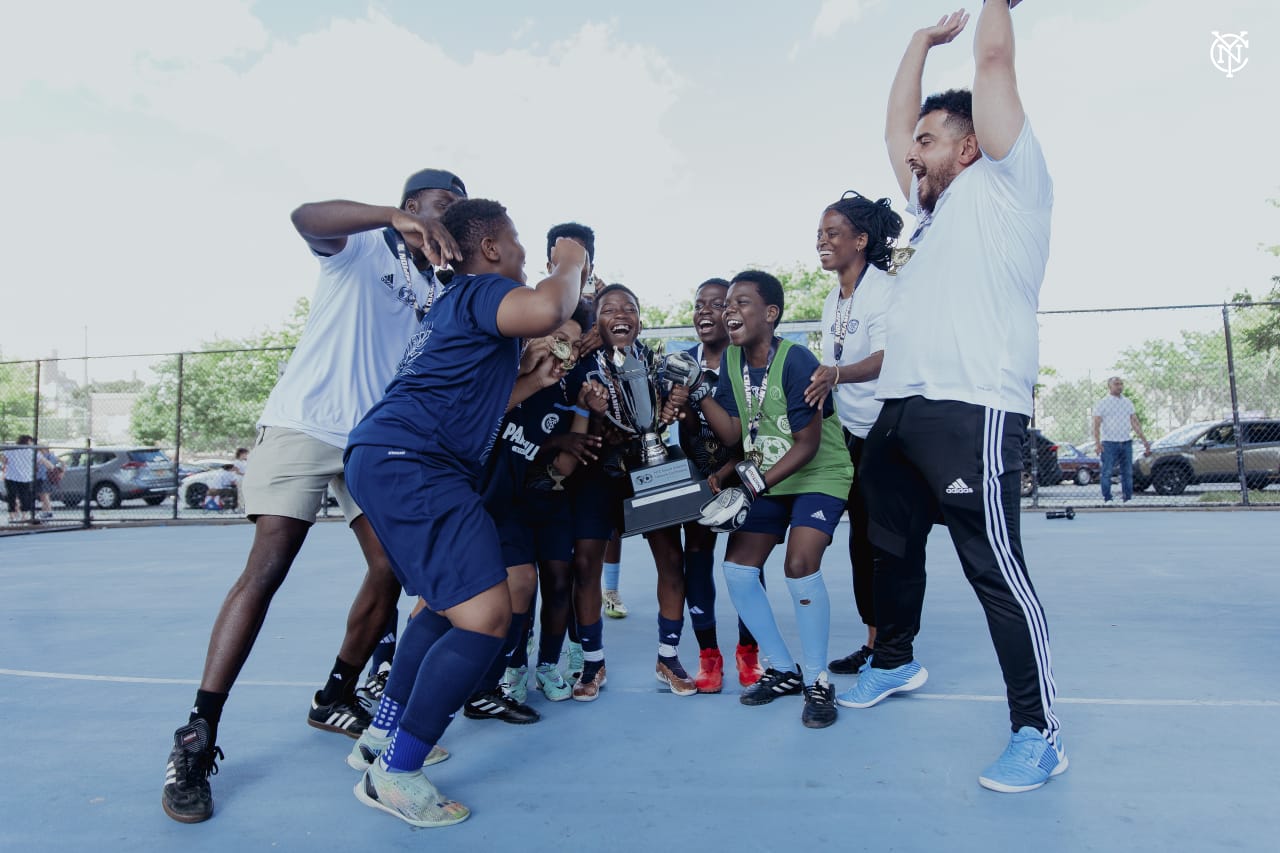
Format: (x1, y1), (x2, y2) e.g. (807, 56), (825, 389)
(241, 427), (363, 524)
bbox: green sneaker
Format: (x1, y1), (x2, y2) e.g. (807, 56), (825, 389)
(347, 730), (448, 771)
(354, 762), (469, 828)
(534, 662), (572, 702)
(564, 642), (584, 683)
(502, 665), (529, 704)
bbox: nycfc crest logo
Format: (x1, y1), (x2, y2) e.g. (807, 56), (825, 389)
(1209, 31), (1248, 78)
(541, 413), (561, 433)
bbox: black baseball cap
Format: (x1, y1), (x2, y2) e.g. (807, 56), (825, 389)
(401, 169), (467, 206)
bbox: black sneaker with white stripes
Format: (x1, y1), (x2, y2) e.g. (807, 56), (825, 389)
(739, 666), (804, 706)
(801, 677), (838, 728)
(162, 718), (224, 823)
(462, 688), (541, 724)
(307, 691), (372, 738)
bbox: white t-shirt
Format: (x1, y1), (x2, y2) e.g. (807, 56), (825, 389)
(1094, 394), (1136, 442)
(258, 229), (442, 448)
(820, 267), (892, 438)
(877, 118), (1053, 416)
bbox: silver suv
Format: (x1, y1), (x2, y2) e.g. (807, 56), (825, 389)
(1133, 419), (1280, 495)
(53, 447), (177, 509)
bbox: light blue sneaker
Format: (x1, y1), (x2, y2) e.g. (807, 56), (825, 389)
(978, 727), (1068, 793)
(563, 642), (584, 683)
(834, 660), (928, 709)
(534, 662), (573, 702)
(501, 666), (529, 704)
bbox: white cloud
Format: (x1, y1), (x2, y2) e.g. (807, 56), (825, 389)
(811, 0), (882, 39)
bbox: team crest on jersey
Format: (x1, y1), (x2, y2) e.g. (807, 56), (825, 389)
(395, 326), (433, 376)
(768, 386), (784, 403)
(541, 413), (561, 433)
(776, 415), (791, 434)
(760, 435), (789, 468)
(828, 318), (859, 337)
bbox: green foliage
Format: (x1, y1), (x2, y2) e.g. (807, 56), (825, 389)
(640, 265), (836, 330)
(130, 298), (309, 454)
(0, 356), (37, 443)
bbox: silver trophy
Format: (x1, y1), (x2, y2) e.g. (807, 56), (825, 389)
(589, 348), (713, 536)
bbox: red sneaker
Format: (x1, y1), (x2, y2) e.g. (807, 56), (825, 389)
(694, 648), (724, 693)
(735, 643), (764, 687)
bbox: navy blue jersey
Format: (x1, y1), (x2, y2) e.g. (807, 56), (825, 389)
(679, 343), (734, 477)
(482, 382), (576, 515)
(564, 342), (660, 478)
(347, 273), (524, 473)
(713, 342), (831, 434)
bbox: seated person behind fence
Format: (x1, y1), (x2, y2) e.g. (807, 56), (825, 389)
(203, 464), (239, 510)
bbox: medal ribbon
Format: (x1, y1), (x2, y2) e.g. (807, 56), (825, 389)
(741, 338), (779, 459)
(396, 239), (438, 322)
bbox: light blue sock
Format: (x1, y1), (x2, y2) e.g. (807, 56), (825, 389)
(722, 561), (793, 671)
(603, 561), (621, 591)
(786, 571), (830, 682)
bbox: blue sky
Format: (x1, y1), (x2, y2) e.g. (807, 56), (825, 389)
(1, 0), (1276, 378)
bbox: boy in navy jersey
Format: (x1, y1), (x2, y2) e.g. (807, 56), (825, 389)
(343, 199), (587, 827)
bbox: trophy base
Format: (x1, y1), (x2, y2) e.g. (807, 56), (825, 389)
(622, 452), (714, 537)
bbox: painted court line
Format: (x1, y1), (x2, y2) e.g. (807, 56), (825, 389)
(3, 668), (1278, 707)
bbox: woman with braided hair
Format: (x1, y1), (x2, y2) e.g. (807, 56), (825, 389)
(802, 191), (904, 678)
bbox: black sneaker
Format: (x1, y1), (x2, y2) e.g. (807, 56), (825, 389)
(801, 677), (838, 729)
(355, 661), (391, 714)
(829, 645), (873, 675)
(162, 719), (224, 823)
(463, 688), (541, 724)
(739, 667), (804, 706)
(307, 691), (372, 738)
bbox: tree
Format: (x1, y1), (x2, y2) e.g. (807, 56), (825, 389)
(0, 356), (37, 443)
(131, 298), (309, 453)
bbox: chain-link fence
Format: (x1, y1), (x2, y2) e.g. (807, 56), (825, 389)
(3, 303), (1277, 533)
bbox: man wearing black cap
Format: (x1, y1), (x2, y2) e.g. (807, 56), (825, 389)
(162, 169), (467, 825)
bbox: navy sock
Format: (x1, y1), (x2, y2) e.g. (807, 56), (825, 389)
(694, 625), (719, 651)
(383, 608), (451, 705)
(317, 656), (361, 704)
(684, 549), (717, 628)
(399, 628), (505, 748)
(382, 725), (432, 773)
(579, 618), (604, 679)
(567, 606), (580, 644)
(367, 606), (399, 677)
(509, 611), (532, 670)
(658, 614), (684, 656)
(477, 611), (523, 693)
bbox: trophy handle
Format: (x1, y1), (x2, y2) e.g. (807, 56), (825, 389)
(585, 369), (636, 434)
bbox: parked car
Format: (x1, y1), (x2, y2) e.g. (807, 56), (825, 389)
(52, 447), (177, 509)
(1056, 442), (1101, 486)
(179, 459), (242, 508)
(1020, 429), (1064, 496)
(1133, 419), (1280, 495)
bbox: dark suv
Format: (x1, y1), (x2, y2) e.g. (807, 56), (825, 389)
(53, 447), (177, 509)
(1020, 429), (1064, 496)
(1133, 419), (1280, 495)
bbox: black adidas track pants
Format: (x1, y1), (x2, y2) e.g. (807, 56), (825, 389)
(860, 396), (1060, 741)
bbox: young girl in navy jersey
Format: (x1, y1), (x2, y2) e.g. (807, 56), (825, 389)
(343, 199), (588, 827)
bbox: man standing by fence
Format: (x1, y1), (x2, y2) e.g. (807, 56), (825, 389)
(1093, 376), (1150, 503)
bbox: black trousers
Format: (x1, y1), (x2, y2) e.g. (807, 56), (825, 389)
(860, 396), (1060, 739)
(843, 431), (874, 627)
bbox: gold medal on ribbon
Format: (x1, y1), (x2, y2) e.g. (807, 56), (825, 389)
(549, 338), (575, 370)
(747, 449), (763, 466)
(888, 246), (915, 276)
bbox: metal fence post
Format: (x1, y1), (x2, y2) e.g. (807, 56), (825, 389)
(174, 353), (185, 520)
(1221, 304), (1249, 507)
(33, 360), (41, 444)
(83, 438), (92, 528)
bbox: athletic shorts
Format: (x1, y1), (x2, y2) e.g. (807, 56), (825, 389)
(240, 426), (361, 524)
(344, 444), (507, 610)
(738, 492), (845, 541)
(496, 495), (574, 567)
(570, 471), (626, 542)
